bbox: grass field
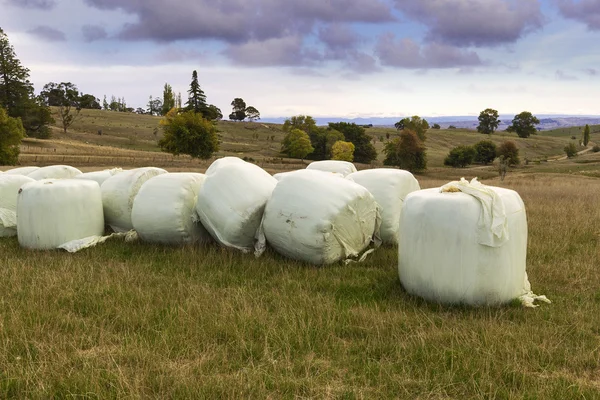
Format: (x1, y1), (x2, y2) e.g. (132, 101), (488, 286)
(0, 173), (598, 398)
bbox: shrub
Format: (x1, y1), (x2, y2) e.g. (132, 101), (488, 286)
(0, 107), (26, 165)
(281, 128), (314, 160)
(473, 140), (497, 165)
(331, 140), (355, 161)
(444, 145), (476, 168)
(383, 129), (427, 172)
(497, 140), (520, 166)
(158, 110), (219, 159)
(564, 142), (578, 158)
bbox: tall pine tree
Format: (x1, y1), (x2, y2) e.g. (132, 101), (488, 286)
(162, 83), (175, 115)
(185, 70), (207, 114)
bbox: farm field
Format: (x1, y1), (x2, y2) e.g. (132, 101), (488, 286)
(0, 172), (599, 398)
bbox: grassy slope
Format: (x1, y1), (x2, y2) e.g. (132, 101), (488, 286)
(0, 174), (599, 398)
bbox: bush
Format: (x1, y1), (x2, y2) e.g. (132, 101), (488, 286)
(497, 140), (520, 166)
(328, 122), (377, 163)
(473, 140), (497, 164)
(444, 145), (476, 168)
(383, 130), (426, 172)
(158, 110), (219, 159)
(331, 140), (355, 161)
(592, 145), (600, 153)
(0, 107), (26, 165)
(564, 142), (578, 158)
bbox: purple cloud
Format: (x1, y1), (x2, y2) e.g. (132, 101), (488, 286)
(555, 0), (600, 30)
(583, 68), (598, 76)
(28, 25), (66, 41)
(5, 0), (55, 10)
(394, 0), (544, 47)
(318, 23), (360, 50)
(375, 33), (481, 68)
(223, 35), (322, 67)
(82, 24), (108, 42)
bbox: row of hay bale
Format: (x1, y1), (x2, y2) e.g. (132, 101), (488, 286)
(1, 158), (543, 306)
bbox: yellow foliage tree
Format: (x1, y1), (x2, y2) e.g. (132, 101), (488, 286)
(331, 140), (355, 162)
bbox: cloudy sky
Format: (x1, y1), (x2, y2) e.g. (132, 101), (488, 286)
(1, 0), (599, 118)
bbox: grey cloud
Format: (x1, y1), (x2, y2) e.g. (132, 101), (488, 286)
(84, 0), (393, 43)
(555, 70), (578, 81)
(155, 47), (207, 63)
(345, 51), (380, 73)
(394, 0), (544, 47)
(583, 68), (598, 76)
(556, 0), (600, 30)
(223, 35), (322, 67)
(28, 25), (66, 41)
(318, 23), (359, 50)
(5, 0), (55, 10)
(375, 33), (482, 68)
(82, 24), (107, 42)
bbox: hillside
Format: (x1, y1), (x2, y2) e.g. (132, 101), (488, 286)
(4, 108), (599, 176)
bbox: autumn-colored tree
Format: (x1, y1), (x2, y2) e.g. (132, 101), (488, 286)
(383, 130), (426, 172)
(331, 140), (355, 161)
(497, 140), (520, 166)
(394, 116), (429, 141)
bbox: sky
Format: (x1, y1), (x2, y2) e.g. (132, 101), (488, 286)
(1, 0), (600, 119)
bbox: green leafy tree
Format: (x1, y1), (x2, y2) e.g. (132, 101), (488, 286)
(159, 110), (219, 159)
(394, 116), (429, 141)
(41, 82), (82, 133)
(281, 128), (314, 160)
(383, 130), (427, 172)
(327, 122), (377, 163)
(331, 140), (355, 161)
(444, 145), (476, 168)
(497, 140), (520, 166)
(79, 94), (101, 109)
(583, 124), (590, 146)
(507, 111), (540, 138)
(229, 98), (246, 121)
(185, 70), (207, 114)
(432, 123), (441, 129)
(102, 95), (109, 110)
(283, 115), (318, 133)
(162, 83), (175, 115)
(204, 104), (222, 121)
(477, 108), (501, 135)
(473, 140), (497, 164)
(0, 107), (25, 165)
(245, 106), (260, 122)
(448, 125), (457, 129)
(564, 142), (578, 158)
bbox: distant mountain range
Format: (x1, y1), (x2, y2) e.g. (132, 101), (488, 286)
(259, 115), (600, 131)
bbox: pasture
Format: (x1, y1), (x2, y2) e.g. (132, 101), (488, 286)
(0, 172), (598, 398)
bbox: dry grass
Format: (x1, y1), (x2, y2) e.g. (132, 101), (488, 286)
(0, 173), (599, 398)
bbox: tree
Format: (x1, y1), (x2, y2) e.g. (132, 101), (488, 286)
(564, 142), (578, 158)
(583, 124), (591, 146)
(328, 122), (377, 163)
(162, 83), (175, 115)
(331, 140), (355, 161)
(283, 115), (318, 133)
(41, 82), (81, 133)
(497, 140), (520, 166)
(102, 95), (109, 110)
(432, 123), (441, 129)
(473, 140), (497, 164)
(507, 111), (540, 138)
(229, 98), (246, 121)
(79, 94), (101, 109)
(245, 106), (260, 122)
(204, 104), (222, 121)
(281, 128), (314, 160)
(444, 145), (476, 168)
(185, 70), (207, 115)
(383, 130), (427, 172)
(0, 107), (25, 165)
(0, 28), (52, 138)
(394, 116), (429, 141)
(158, 110), (219, 159)
(477, 108), (501, 135)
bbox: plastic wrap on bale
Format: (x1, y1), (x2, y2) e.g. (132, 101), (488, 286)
(273, 169), (344, 181)
(132, 173), (212, 245)
(196, 160), (276, 252)
(398, 183), (530, 306)
(73, 168), (123, 186)
(256, 170), (381, 265)
(17, 179), (104, 250)
(0, 174), (35, 237)
(27, 165), (82, 180)
(204, 156), (246, 175)
(305, 160), (357, 177)
(101, 167), (167, 232)
(2, 166), (40, 176)
(346, 168), (420, 245)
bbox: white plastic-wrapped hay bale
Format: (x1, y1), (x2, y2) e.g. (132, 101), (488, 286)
(196, 160), (276, 252)
(17, 179), (104, 250)
(346, 168), (420, 245)
(3, 166), (40, 176)
(204, 156), (246, 175)
(0, 174), (35, 237)
(273, 169), (344, 181)
(132, 173), (211, 245)
(74, 168), (123, 186)
(398, 178), (531, 306)
(101, 167), (167, 232)
(27, 165), (82, 180)
(306, 160), (357, 177)
(256, 170), (381, 265)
